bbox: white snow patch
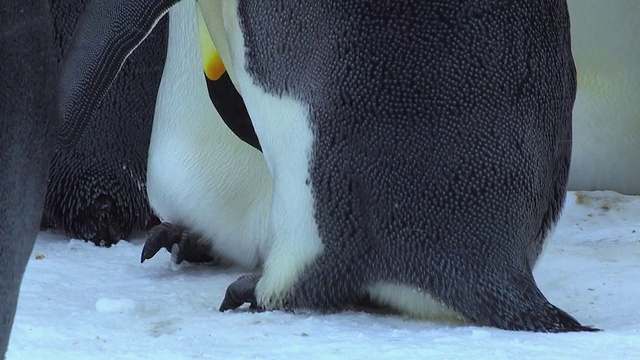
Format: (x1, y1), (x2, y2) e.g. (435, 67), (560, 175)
(95, 298), (140, 314)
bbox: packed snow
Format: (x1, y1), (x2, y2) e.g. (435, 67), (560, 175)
(6, 191), (640, 359)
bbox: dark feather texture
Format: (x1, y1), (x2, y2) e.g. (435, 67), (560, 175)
(41, 0), (168, 246)
(235, 0), (591, 332)
(0, 0), (56, 354)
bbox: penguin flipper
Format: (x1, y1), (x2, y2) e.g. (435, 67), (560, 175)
(205, 73), (262, 151)
(141, 222), (216, 264)
(219, 274), (262, 312)
(58, 0), (179, 148)
(196, 8), (261, 151)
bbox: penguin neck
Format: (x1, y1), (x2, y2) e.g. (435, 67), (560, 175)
(197, 0), (241, 91)
(153, 1), (230, 138)
(151, 0), (264, 168)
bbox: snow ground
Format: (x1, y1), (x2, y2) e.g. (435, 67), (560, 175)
(6, 191), (640, 359)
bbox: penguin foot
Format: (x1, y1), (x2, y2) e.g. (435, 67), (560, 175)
(141, 222), (215, 264)
(219, 274), (262, 312)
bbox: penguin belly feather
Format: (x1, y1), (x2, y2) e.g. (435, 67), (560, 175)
(147, 0), (272, 268)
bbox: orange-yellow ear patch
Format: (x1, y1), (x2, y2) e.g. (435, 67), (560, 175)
(197, 7), (225, 81)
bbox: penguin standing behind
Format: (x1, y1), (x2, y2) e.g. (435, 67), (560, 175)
(567, 0), (640, 194)
(0, 0), (56, 355)
(58, 0), (595, 332)
(41, 0), (168, 246)
(140, 0), (273, 268)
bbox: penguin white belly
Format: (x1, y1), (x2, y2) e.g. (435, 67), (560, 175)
(147, 0), (273, 268)
(201, 1), (324, 307)
(567, 0), (640, 194)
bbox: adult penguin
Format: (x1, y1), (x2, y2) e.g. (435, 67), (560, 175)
(140, 0), (272, 267)
(58, 0), (595, 332)
(1, 0), (56, 355)
(567, 0), (640, 194)
(40, 0), (167, 246)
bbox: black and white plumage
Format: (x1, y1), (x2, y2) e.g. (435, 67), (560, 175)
(58, 0), (595, 332)
(0, 0), (56, 355)
(41, 0), (167, 246)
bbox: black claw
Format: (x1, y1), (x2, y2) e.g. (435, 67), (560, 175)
(140, 222), (187, 263)
(141, 222), (216, 264)
(173, 230), (193, 264)
(219, 274), (261, 312)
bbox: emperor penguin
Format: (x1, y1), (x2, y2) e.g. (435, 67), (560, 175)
(566, 0), (640, 194)
(141, 0), (273, 268)
(41, 0), (167, 246)
(58, 0), (595, 332)
(1, 0), (56, 355)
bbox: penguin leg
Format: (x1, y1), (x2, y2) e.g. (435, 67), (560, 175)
(141, 222), (216, 264)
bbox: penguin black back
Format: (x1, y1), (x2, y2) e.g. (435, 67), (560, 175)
(0, 0), (56, 354)
(41, 0), (167, 246)
(233, 0), (589, 331)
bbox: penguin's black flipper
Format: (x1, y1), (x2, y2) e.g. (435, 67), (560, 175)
(196, 14), (261, 151)
(205, 73), (262, 151)
(58, 0), (180, 148)
(141, 222), (215, 264)
(219, 274), (262, 312)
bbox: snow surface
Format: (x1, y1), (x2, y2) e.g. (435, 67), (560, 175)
(6, 191), (640, 359)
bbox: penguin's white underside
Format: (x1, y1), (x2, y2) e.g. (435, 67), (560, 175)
(147, 0), (272, 268)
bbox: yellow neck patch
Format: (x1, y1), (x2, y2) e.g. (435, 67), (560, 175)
(197, 7), (225, 81)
